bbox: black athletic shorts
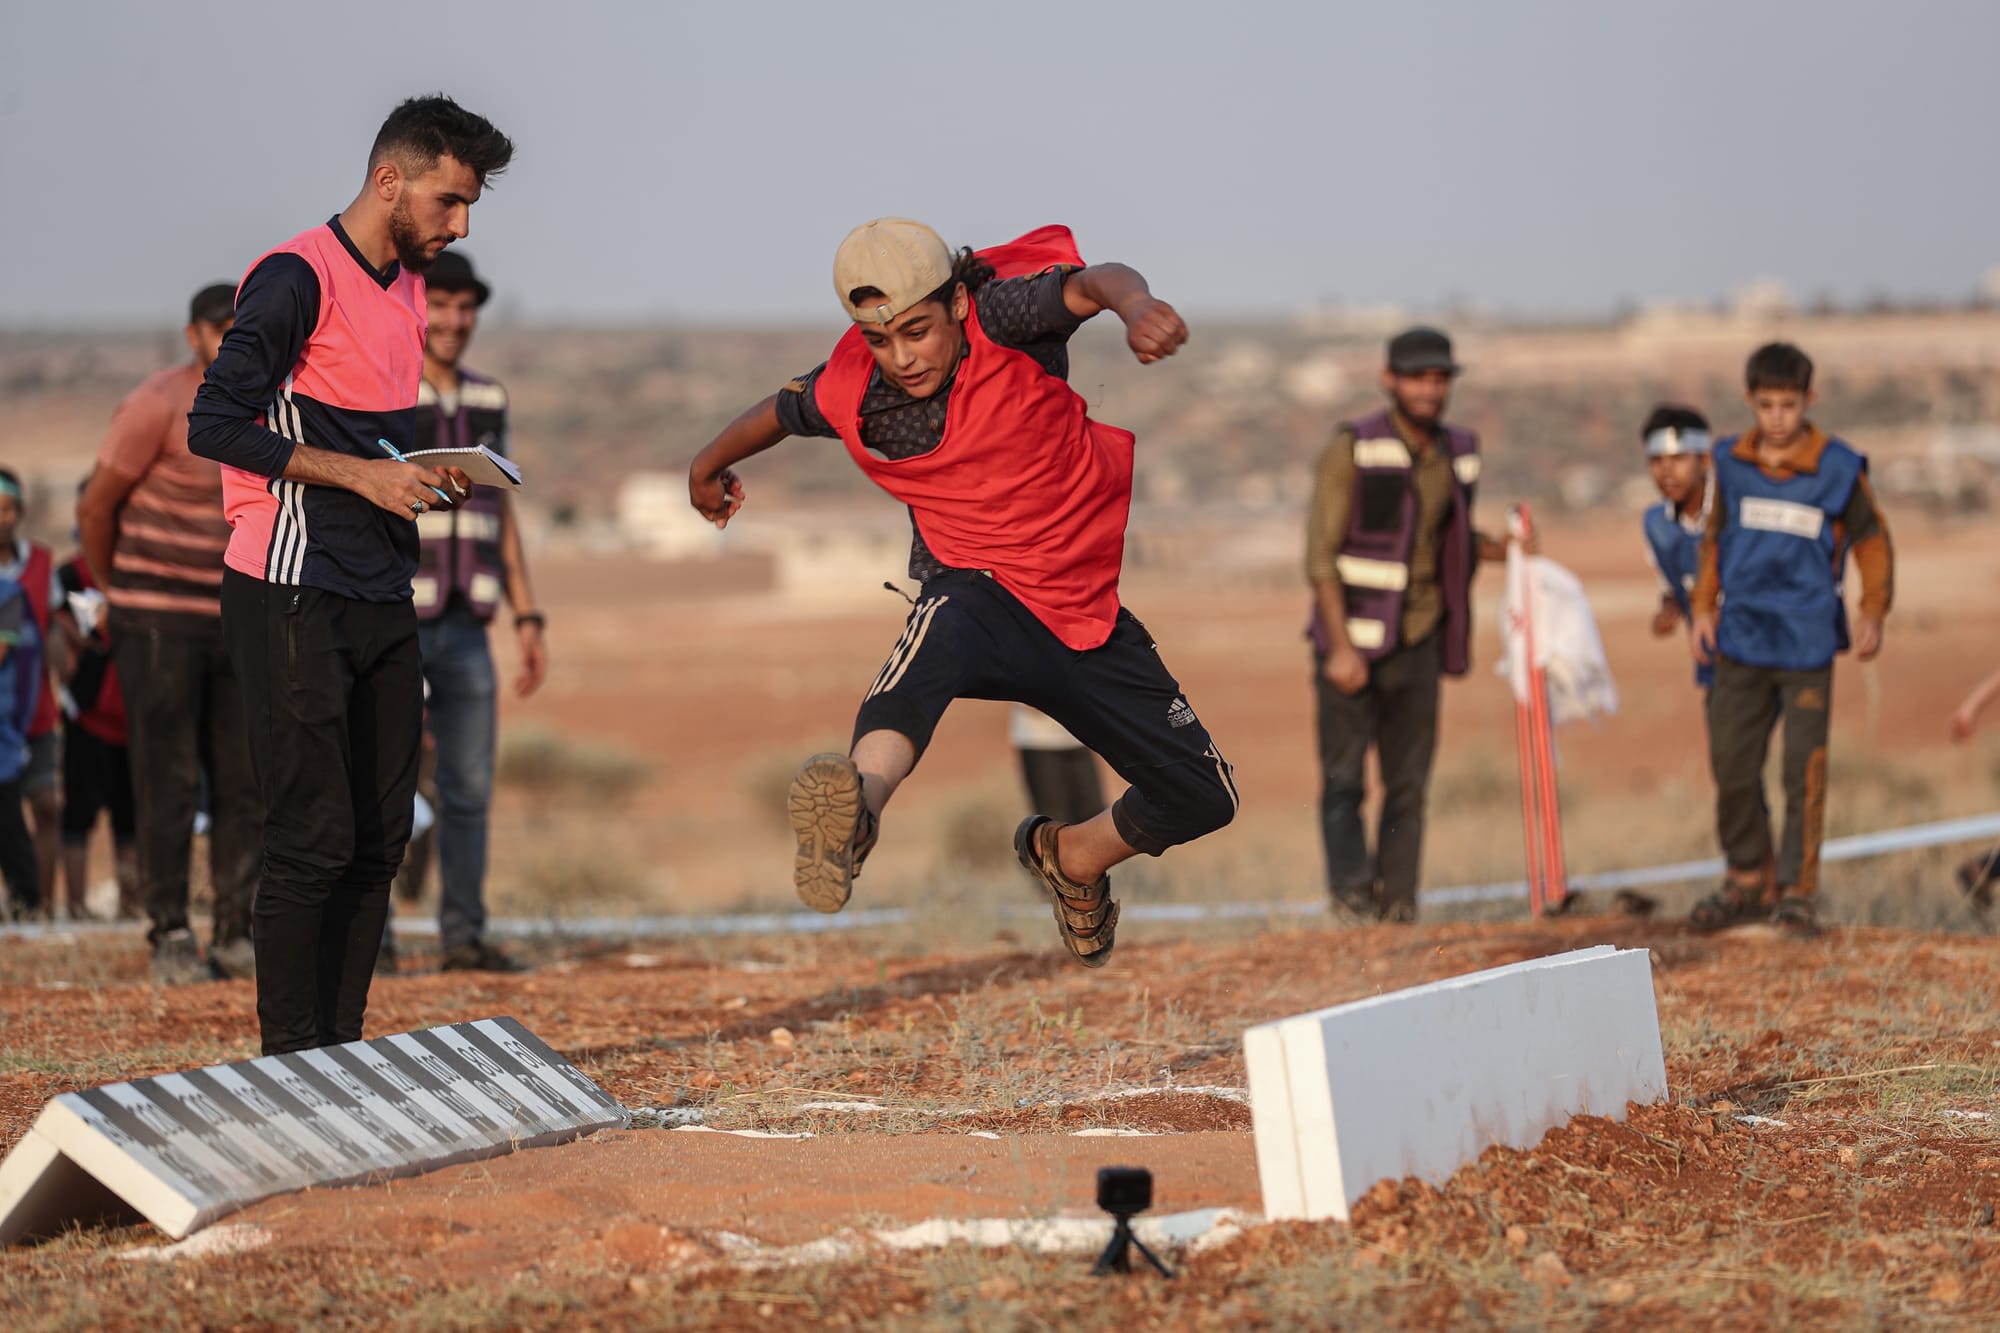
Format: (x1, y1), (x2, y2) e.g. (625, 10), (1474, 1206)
(852, 571), (1238, 856)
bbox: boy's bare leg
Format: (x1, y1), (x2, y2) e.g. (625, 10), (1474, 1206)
(1052, 812), (1138, 886)
(850, 729), (916, 820)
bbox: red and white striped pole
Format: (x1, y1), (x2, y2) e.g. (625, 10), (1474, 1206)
(1508, 504), (1569, 917)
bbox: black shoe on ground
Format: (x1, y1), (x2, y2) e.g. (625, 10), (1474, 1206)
(440, 940), (526, 973)
(1328, 882), (1379, 924)
(150, 928), (211, 986)
(1954, 857), (1996, 913)
(209, 936), (257, 980)
(1772, 891), (1821, 939)
(1689, 879), (1765, 932)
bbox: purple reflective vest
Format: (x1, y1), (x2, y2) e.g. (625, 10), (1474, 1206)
(1308, 408), (1481, 677)
(412, 370), (509, 623)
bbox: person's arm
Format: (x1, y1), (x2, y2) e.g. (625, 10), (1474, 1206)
(1952, 667), (2000, 741)
(1060, 263), (1188, 364)
(496, 492), (547, 697)
(1841, 473), (1892, 662)
(188, 255), (458, 519)
(1690, 474), (1728, 665)
(1640, 524), (1682, 636)
(77, 463), (142, 592)
(1305, 430), (1367, 694)
(688, 395), (792, 528)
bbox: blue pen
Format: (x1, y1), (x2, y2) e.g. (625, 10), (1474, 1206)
(377, 438), (453, 506)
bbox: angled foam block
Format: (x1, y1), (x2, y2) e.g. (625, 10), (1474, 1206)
(0, 1017), (628, 1244)
(1246, 945), (1667, 1221)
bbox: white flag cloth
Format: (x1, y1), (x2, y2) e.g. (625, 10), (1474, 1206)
(1499, 547), (1619, 725)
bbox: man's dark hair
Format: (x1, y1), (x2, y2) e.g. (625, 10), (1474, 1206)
(370, 95), (514, 187)
(1641, 404), (1710, 441)
(848, 248), (996, 315)
(1745, 342), (1813, 394)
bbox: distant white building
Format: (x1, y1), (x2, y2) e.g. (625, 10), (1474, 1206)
(616, 472), (728, 559)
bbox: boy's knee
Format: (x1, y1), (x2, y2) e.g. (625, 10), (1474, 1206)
(1183, 775), (1240, 839)
(1116, 758), (1240, 854)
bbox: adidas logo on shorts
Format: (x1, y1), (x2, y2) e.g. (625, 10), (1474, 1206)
(1167, 697), (1198, 729)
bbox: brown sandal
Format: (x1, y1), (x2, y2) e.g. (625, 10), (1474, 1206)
(1015, 816), (1119, 968)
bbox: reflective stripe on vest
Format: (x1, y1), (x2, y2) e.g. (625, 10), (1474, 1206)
(1335, 554), (1411, 591)
(1352, 437), (1412, 469)
(1345, 618), (1388, 650)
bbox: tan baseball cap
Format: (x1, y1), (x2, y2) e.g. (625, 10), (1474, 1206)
(833, 218), (953, 324)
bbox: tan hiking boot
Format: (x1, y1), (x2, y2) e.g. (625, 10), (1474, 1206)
(787, 753), (878, 913)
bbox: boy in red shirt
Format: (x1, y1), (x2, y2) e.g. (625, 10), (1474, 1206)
(689, 221), (1237, 967)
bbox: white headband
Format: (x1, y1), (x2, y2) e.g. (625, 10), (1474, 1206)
(1645, 427), (1711, 458)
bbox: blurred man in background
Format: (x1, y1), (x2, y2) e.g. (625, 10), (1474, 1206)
(396, 250), (545, 974)
(78, 284), (259, 982)
(1306, 327), (1517, 924)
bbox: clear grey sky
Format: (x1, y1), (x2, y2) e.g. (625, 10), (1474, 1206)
(3, 0), (1994, 325)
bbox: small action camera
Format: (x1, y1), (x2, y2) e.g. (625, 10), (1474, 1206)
(1096, 1167), (1153, 1218)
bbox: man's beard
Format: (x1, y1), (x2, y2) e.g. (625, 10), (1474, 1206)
(389, 200), (437, 273)
(1390, 389), (1446, 428)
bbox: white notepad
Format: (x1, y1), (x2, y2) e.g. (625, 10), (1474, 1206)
(403, 444), (522, 488)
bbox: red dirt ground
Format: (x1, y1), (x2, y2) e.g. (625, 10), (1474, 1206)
(2, 914), (1996, 1328)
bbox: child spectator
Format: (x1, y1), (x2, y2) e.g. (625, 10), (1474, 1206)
(1638, 404), (1714, 689)
(1688, 343), (1893, 936)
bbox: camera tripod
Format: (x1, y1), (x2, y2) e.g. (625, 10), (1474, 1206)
(1092, 1213), (1175, 1278)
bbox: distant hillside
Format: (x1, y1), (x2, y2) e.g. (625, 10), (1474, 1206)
(8, 307), (2000, 543)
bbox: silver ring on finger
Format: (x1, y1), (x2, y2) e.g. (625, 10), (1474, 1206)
(411, 499), (427, 515)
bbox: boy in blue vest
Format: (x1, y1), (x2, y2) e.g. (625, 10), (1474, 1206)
(1689, 343), (1893, 936)
(1638, 404), (1714, 689)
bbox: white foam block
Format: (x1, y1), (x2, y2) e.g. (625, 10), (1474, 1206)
(0, 1017), (629, 1245)
(1245, 945), (1667, 1221)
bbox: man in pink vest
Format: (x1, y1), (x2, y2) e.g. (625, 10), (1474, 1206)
(189, 95), (512, 1055)
(689, 220), (1238, 968)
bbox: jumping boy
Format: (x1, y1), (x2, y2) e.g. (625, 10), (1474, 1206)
(1638, 404), (1714, 689)
(1689, 343), (1893, 935)
(687, 221), (1237, 967)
